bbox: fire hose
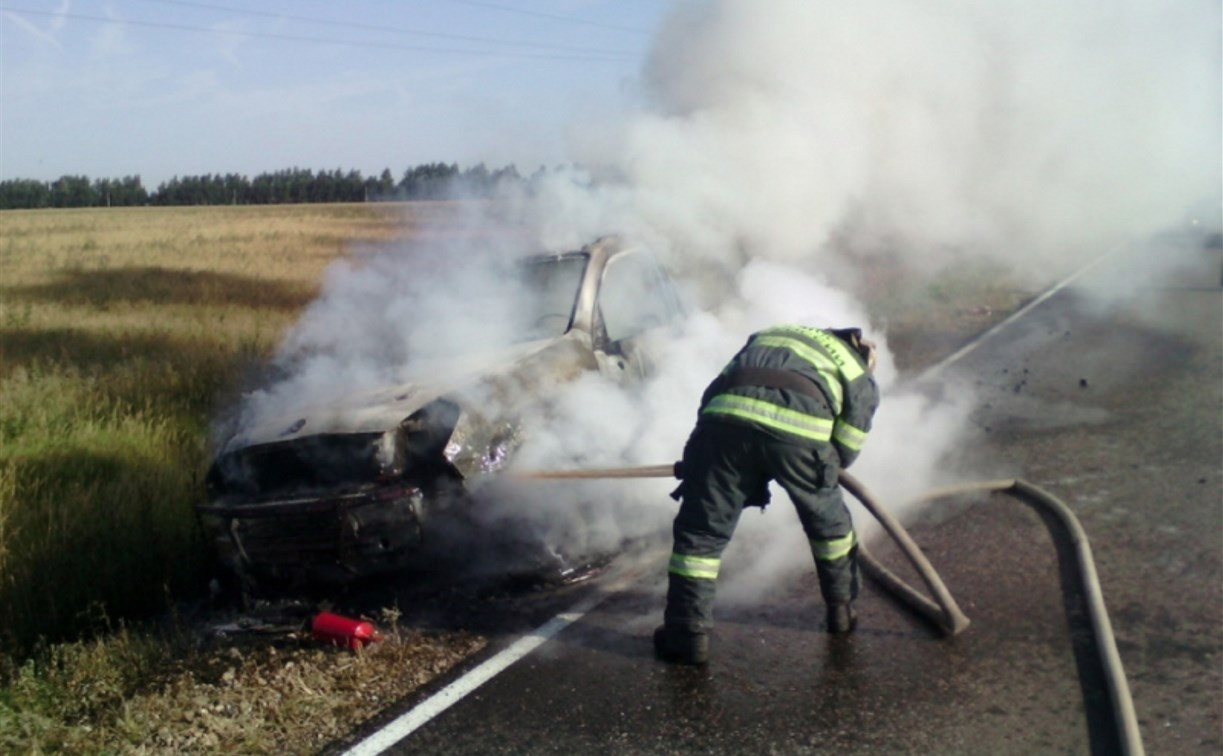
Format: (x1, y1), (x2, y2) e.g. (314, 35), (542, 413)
(514, 464), (1143, 756)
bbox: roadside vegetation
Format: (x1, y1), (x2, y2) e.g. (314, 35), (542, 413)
(0, 202), (460, 655)
(0, 203), (1039, 750)
(0, 202), (503, 752)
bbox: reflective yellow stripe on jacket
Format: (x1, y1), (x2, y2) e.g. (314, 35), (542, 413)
(812, 531), (857, 562)
(757, 326), (865, 398)
(750, 334), (843, 411)
(799, 327), (865, 382)
(701, 394), (834, 443)
(761, 325), (864, 379)
(832, 419), (868, 452)
(669, 553), (721, 580)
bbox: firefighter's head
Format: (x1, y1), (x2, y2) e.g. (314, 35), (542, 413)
(831, 328), (877, 372)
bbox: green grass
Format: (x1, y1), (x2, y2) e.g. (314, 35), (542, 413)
(0, 374), (208, 650)
(0, 203), (455, 657)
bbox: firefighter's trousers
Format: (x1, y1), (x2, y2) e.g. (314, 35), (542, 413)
(665, 422), (860, 634)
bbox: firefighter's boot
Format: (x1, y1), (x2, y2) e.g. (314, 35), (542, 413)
(825, 602), (857, 634)
(653, 625), (709, 665)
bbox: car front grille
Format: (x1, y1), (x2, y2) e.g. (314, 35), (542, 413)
(222, 488), (424, 575)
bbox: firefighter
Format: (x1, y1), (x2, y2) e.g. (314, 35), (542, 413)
(655, 325), (880, 665)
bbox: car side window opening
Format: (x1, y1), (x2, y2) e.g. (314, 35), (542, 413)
(517, 255), (587, 341)
(598, 252), (675, 345)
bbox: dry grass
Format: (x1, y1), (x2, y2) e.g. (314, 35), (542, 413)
(0, 607), (486, 754)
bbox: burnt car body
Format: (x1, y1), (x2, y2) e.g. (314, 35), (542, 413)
(199, 237), (684, 586)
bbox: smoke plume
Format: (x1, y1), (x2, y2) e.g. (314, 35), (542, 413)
(230, 0), (1219, 587)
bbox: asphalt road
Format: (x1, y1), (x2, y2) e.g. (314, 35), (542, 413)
(340, 235), (1221, 755)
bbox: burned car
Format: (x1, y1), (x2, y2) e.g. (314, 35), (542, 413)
(199, 237), (684, 587)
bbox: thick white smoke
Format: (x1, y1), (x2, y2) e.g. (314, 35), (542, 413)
(237, 227), (541, 429)
(482, 0), (1219, 590)
(554, 0), (1219, 279)
(230, 0), (1219, 587)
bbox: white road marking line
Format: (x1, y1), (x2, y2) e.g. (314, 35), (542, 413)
(341, 564), (651, 755)
(914, 241), (1128, 383)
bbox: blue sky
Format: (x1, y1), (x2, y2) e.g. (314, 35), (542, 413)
(1, 1), (670, 186)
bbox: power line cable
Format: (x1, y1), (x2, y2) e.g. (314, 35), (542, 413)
(129, 0), (636, 56)
(444, 0), (651, 35)
(0, 6), (634, 60)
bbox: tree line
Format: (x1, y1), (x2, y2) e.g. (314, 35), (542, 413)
(0, 163), (531, 210)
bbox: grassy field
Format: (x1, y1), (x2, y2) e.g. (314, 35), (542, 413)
(0, 202), (1038, 751)
(0, 203), (471, 656)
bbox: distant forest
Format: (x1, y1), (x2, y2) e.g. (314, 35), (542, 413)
(0, 162), (534, 210)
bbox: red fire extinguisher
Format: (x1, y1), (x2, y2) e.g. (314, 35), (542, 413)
(312, 612), (380, 650)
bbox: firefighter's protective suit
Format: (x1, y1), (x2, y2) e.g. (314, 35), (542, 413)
(658, 325), (879, 662)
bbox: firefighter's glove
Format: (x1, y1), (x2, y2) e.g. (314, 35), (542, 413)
(669, 461), (685, 502)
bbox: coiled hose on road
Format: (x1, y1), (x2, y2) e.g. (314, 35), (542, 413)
(517, 465), (1144, 756)
(838, 471), (1143, 756)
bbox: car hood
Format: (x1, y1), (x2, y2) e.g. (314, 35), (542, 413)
(225, 332), (598, 453)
